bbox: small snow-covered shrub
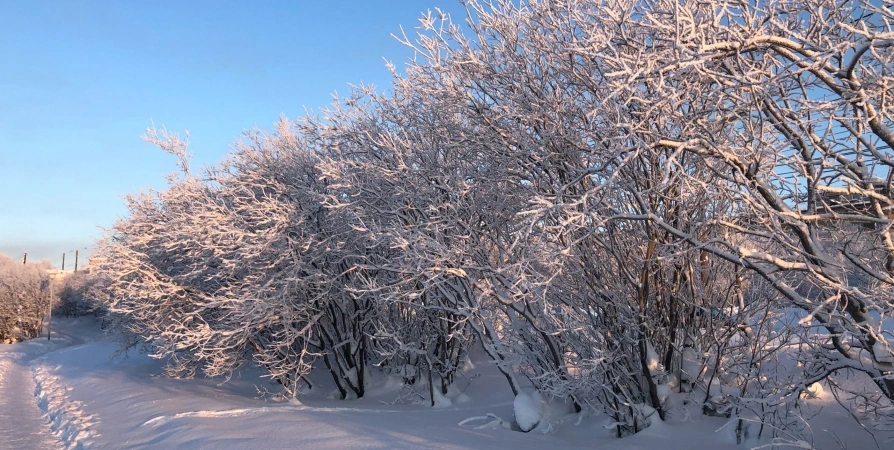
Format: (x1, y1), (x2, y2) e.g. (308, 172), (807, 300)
(0, 253), (51, 342)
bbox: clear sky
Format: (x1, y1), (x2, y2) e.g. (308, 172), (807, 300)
(0, 0), (464, 267)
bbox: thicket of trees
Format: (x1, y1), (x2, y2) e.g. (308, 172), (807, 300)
(0, 254), (51, 343)
(54, 270), (106, 318)
(91, 0), (894, 443)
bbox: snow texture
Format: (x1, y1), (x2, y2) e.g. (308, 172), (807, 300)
(513, 390), (544, 432)
(0, 319), (891, 449)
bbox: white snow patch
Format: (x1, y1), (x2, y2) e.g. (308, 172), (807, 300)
(682, 347), (702, 383)
(513, 389), (544, 432)
(657, 383), (671, 403)
(800, 382), (824, 399)
(431, 387), (453, 408)
(453, 392), (472, 404)
(872, 341), (894, 364)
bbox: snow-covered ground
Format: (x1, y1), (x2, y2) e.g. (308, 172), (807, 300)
(0, 318), (890, 449)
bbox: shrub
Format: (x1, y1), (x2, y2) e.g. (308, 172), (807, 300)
(54, 270), (106, 317)
(0, 253), (51, 342)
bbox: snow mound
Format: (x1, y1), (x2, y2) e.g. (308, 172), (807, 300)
(513, 390), (544, 432)
(431, 386), (453, 408)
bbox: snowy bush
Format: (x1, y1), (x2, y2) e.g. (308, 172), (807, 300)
(90, 0), (894, 443)
(54, 270), (106, 317)
(0, 253), (51, 342)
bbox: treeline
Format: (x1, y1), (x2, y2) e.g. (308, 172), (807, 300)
(90, 0), (894, 442)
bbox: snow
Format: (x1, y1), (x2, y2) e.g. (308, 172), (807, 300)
(33, 362), (101, 449)
(872, 340), (893, 364)
(0, 318), (891, 449)
(801, 382), (824, 399)
(656, 383), (671, 403)
(681, 347), (702, 384)
(513, 390), (544, 432)
(0, 352), (58, 449)
(0, 319), (99, 450)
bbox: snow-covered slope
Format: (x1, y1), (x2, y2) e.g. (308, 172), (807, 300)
(0, 319), (890, 449)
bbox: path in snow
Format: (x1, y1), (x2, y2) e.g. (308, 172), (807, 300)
(142, 401), (516, 427)
(0, 350), (61, 450)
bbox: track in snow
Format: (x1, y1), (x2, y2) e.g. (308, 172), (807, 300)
(143, 401), (515, 427)
(32, 362), (100, 449)
(0, 352), (62, 450)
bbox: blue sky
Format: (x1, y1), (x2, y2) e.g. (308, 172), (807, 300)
(0, 0), (465, 267)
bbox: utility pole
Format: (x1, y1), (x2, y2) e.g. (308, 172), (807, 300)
(74, 250), (79, 272)
(62, 253), (66, 271)
(22, 252), (27, 264)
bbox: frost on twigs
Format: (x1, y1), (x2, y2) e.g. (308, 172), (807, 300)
(142, 125), (192, 176)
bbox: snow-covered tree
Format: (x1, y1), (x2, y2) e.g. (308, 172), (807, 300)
(55, 269), (107, 317)
(91, 0), (894, 442)
(0, 253), (51, 342)
(394, 0), (894, 437)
